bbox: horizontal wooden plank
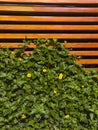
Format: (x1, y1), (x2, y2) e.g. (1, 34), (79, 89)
(22, 51), (98, 57)
(0, 34), (98, 39)
(0, 6), (98, 13)
(1, 43), (98, 50)
(76, 59), (98, 64)
(12, 50), (98, 58)
(1, 43), (98, 49)
(0, 5), (35, 12)
(0, 0), (98, 4)
(1, 25), (98, 31)
(0, 43), (36, 48)
(64, 43), (98, 48)
(70, 51), (98, 56)
(0, 16), (98, 22)
(13, 51), (98, 56)
(1, 43), (98, 66)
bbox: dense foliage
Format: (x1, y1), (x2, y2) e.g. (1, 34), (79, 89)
(0, 39), (98, 130)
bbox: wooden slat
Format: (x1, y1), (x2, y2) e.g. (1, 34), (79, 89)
(76, 59), (98, 64)
(70, 51), (98, 56)
(1, 43), (98, 50)
(1, 25), (98, 31)
(0, 34), (98, 39)
(0, 16), (98, 22)
(0, 6), (98, 13)
(0, 5), (35, 12)
(24, 52), (98, 64)
(9, 51), (98, 56)
(0, 43), (36, 48)
(64, 43), (98, 48)
(1, 43), (98, 66)
(0, 0), (98, 4)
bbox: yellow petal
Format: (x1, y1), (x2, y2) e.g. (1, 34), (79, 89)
(21, 114), (26, 119)
(58, 73), (63, 80)
(27, 73), (32, 77)
(65, 114), (70, 119)
(81, 85), (84, 88)
(53, 90), (57, 94)
(43, 69), (47, 72)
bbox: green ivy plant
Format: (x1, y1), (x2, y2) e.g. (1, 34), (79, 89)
(0, 39), (98, 130)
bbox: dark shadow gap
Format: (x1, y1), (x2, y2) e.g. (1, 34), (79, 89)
(0, 2), (98, 7)
(1, 21), (98, 25)
(1, 30), (98, 33)
(0, 12), (98, 16)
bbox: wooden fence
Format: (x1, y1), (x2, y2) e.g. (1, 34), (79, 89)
(0, 0), (98, 70)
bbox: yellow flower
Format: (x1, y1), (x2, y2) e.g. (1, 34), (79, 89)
(53, 90), (57, 94)
(43, 69), (47, 73)
(65, 114), (70, 119)
(58, 73), (63, 80)
(21, 114), (26, 119)
(81, 85), (84, 88)
(18, 57), (22, 61)
(27, 73), (32, 78)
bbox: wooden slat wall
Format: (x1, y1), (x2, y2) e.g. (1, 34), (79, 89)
(0, 0), (98, 70)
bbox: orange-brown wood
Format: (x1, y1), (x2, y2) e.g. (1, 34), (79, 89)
(9, 50), (98, 57)
(0, 16), (98, 22)
(0, 6), (98, 13)
(0, 34), (98, 39)
(70, 51), (98, 56)
(0, 0), (98, 4)
(64, 43), (98, 48)
(0, 1), (98, 69)
(12, 51), (98, 56)
(1, 43), (98, 49)
(0, 43), (36, 48)
(0, 42), (98, 50)
(76, 59), (98, 64)
(1, 25), (98, 31)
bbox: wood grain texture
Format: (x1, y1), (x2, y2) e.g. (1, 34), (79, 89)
(22, 51), (98, 57)
(0, 6), (98, 13)
(0, 43), (36, 48)
(1, 16), (98, 22)
(0, 0), (98, 4)
(0, 1), (98, 68)
(64, 43), (98, 48)
(0, 34), (98, 39)
(76, 59), (98, 64)
(1, 43), (98, 49)
(70, 51), (98, 56)
(1, 25), (98, 31)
